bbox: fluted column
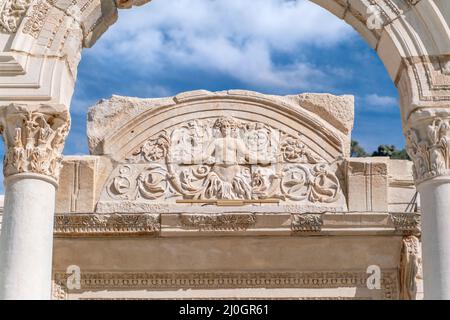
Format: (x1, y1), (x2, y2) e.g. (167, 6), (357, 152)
(406, 110), (450, 299)
(0, 106), (70, 300)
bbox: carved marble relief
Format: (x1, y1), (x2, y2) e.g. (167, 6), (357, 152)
(101, 116), (344, 206)
(291, 214), (323, 233)
(406, 117), (450, 184)
(1, 111), (70, 180)
(52, 270), (399, 300)
(0, 0), (32, 33)
(54, 213), (160, 237)
(179, 213), (256, 232)
(399, 236), (422, 300)
(21, 0), (51, 39)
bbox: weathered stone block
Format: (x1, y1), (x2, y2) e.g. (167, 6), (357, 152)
(56, 156), (99, 213)
(347, 158), (389, 212)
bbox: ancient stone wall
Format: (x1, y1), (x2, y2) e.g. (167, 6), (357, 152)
(48, 90), (423, 300)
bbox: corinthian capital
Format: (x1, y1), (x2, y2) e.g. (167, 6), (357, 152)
(0, 105), (70, 183)
(405, 109), (450, 185)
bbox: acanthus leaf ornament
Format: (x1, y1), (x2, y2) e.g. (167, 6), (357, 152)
(0, 0), (32, 33)
(127, 133), (170, 163)
(291, 214), (323, 232)
(54, 213), (160, 237)
(2, 110), (70, 182)
(406, 118), (450, 184)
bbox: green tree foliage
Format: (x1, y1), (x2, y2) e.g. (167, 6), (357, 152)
(351, 140), (410, 160)
(372, 144), (410, 160)
(372, 145), (396, 157)
(351, 140), (368, 157)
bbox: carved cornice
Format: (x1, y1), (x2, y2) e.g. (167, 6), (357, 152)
(406, 116), (450, 184)
(54, 213), (160, 237)
(291, 214), (323, 233)
(390, 213), (421, 236)
(52, 270), (399, 300)
(0, 108), (70, 182)
(51, 212), (421, 237)
(179, 213), (256, 232)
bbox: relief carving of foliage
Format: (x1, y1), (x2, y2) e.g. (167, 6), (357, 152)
(3, 111), (70, 180)
(281, 165), (310, 201)
(108, 166), (133, 198)
(0, 0), (32, 33)
(136, 164), (170, 200)
(104, 116), (343, 205)
(406, 118), (450, 183)
(309, 163), (340, 203)
(280, 137), (321, 164)
(280, 164), (340, 203)
(127, 133), (170, 163)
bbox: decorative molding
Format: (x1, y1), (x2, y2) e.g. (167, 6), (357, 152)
(54, 213), (160, 237)
(0, 53), (25, 75)
(52, 270), (399, 300)
(95, 202), (170, 214)
(284, 205), (338, 214)
(291, 214), (323, 233)
(179, 213), (256, 231)
(51, 212), (421, 237)
(1, 109), (70, 181)
(406, 117), (450, 184)
(399, 236), (422, 300)
(21, 0), (51, 39)
(402, 55), (450, 103)
(0, 0), (32, 33)
(80, 297), (366, 300)
(390, 213), (421, 235)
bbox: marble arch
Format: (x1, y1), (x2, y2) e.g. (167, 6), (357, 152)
(0, 0), (448, 299)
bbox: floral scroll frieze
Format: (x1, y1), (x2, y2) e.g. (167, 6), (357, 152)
(54, 213), (160, 237)
(179, 213), (256, 231)
(291, 214), (323, 233)
(390, 213), (421, 236)
(102, 116), (344, 206)
(406, 117), (450, 184)
(1, 110), (70, 181)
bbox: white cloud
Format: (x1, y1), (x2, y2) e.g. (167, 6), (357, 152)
(86, 0), (356, 91)
(71, 96), (99, 116)
(364, 94), (398, 111)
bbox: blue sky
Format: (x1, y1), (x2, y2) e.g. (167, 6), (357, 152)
(0, 0), (405, 192)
